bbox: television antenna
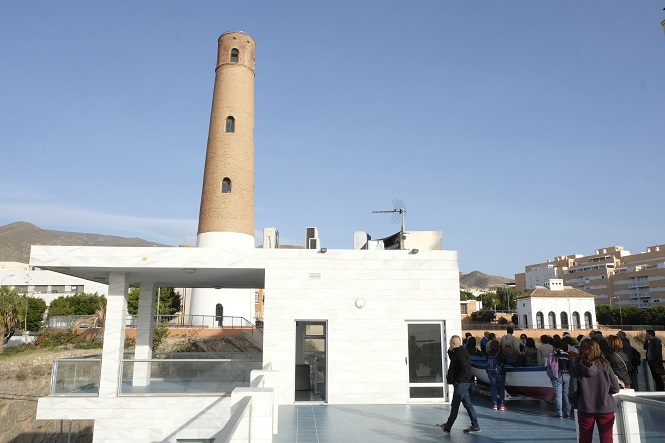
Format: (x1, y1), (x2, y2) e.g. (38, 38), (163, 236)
(372, 198), (407, 232)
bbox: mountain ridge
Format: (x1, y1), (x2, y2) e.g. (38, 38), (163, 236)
(0, 221), (170, 264)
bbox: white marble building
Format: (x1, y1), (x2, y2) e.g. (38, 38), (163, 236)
(33, 242), (461, 442)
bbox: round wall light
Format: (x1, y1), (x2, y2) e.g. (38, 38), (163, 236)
(355, 298), (366, 309)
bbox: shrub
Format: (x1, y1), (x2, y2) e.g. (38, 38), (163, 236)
(152, 322), (170, 351)
(471, 309), (496, 323)
(34, 329), (101, 350)
(15, 368), (28, 381)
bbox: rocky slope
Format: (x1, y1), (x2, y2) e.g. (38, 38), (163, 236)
(0, 348), (95, 443)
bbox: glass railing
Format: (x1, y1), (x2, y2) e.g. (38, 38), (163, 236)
(617, 392), (665, 442)
(50, 358), (102, 395)
(119, 358), (263, 395)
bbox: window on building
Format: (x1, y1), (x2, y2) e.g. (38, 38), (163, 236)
(584, 311), (593, 329)
(522, 314), (528, 328)
(230, 48), (239, 62)
(560, 311), (569, 329)
(460, 303), (468, 315)
(572, 312), (581, 329)
(536, 312), (544, 329)
(225, 116), (235, 132)
(221, 178), (231, 193)
(548, 311), (557, 329)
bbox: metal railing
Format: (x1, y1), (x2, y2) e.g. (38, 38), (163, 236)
(49, 314), (263, 334)
(596, 325), (665, 331)
(126, 314), (261, 333)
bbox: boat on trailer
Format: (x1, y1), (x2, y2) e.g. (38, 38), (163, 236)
(470, 356), (555, 402)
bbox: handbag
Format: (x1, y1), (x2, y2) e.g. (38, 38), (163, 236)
(614, 352), (629, 389)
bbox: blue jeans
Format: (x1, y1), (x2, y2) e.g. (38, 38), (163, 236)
(445, 382), (479, 428)
(551, 372), (571, 417)
(489, 373), (506, 406)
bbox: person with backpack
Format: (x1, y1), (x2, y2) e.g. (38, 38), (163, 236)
(486, 339), (507, 410)
(547, 342), (572, 418)
(569, 338), (620, 443)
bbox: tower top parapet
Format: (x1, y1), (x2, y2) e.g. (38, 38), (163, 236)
(216, 31), (255, 73)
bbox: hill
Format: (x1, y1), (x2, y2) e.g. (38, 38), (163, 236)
(0, 221), (170, 264)
(460, 270), (514, 291)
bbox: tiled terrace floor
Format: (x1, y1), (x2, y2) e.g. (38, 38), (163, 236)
(274, 396), (578, 442)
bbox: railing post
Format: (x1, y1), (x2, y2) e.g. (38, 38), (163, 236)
(615, 392), (643, 443)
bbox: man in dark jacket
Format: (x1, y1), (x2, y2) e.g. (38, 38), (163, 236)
(437, 335), (480, 434)
(644, 329), (665, 391)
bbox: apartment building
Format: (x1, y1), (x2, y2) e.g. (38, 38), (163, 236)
(516, 244), (665, 308)
(612, 245), (665, 308)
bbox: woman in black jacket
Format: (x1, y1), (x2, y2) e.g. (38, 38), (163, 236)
(605, 335), (632, 388)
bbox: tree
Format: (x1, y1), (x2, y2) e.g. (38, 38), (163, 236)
(470, 308), (496, 323)
(0, 286), (26, 350)
(127, 287), (181, 316)
(496, 287), (520, 311)
(26, 296), (47, 332)
(478, 292), (499, 311)
(48, 293), (106, 316)
(460, 290), (475, 301)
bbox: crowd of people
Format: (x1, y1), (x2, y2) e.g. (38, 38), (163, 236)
(452, 327), (665, 443)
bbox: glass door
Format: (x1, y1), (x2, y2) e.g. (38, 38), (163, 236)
(407, 322), (446, 401)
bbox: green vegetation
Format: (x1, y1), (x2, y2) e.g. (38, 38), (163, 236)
(470, 308), (496, 323)
(0, 286), (26, 350)
(26, 296), (47, 332)
(48, 293), (107, 316)
(127, 287), (181, 316)
(152, 321), (170, 351)
(596, 304), (665, 327)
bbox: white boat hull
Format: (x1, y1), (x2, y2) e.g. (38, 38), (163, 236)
(470, 356), (555, 402)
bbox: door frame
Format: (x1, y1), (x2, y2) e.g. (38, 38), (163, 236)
(405, 320), (448, 403)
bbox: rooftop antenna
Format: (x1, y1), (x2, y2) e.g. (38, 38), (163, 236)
(372, 198), (407, 233)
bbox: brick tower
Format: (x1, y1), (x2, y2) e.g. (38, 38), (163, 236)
(197, 31), (256, 249)
(190, 32), (256, 326)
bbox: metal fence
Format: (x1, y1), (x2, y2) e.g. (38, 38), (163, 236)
(48, 314), (261, 333)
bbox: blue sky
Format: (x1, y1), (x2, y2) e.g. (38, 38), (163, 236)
(1, 1), (664, 278)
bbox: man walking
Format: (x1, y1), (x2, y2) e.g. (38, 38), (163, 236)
(437, 335), (481, 434)
(644, 329), (665, 391)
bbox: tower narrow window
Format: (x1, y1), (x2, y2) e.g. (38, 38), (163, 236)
(230, 48), (239, 63)
(225, 116), (235, 132)
(221, 178), (231, 193)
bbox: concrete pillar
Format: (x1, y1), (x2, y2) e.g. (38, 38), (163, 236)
(133, 282), (155, 386)
(98, 272), (128, 397)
